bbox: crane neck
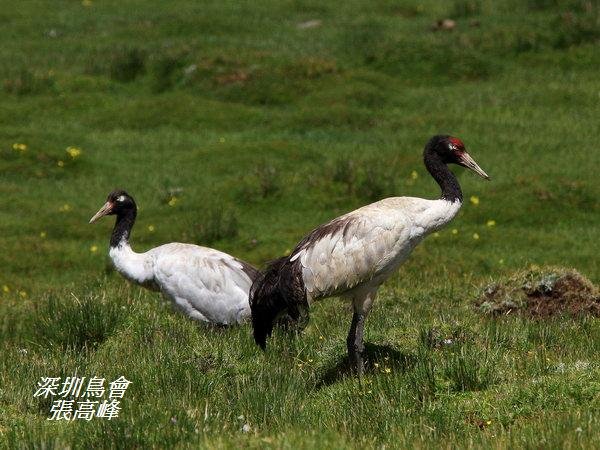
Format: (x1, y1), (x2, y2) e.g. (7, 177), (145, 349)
(424, 149), (463, 203)
(111, 208), (136, 248)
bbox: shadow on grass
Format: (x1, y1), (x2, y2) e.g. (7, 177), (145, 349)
(317, 343), (415, 387)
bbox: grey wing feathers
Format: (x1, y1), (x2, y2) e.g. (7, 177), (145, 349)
(290, 207), (411, 298)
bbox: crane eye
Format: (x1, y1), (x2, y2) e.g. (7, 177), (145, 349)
(117, 195), (126, 202)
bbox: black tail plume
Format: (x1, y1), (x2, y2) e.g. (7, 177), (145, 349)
(249, 256), (308, 349)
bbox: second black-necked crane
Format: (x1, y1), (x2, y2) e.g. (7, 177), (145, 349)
(90, 190), (258, 325)
(250, 135), (489, 375)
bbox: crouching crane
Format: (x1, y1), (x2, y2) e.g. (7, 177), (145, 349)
(250, 135), (489, 374)
(90, 190), (258, 325)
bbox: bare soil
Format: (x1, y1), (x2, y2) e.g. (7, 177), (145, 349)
(476, 267), (600, 318)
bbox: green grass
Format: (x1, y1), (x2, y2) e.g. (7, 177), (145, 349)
(1, 0), (599, 447)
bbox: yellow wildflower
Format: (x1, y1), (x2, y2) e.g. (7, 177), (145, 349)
(57, 160), (65, 167)
(66, 146), (82, 159)
(486, 220), (496, 227)
(90, 245), (98, 253)
(19, 291), (27, 298)
(319, 335), (324, 340)
(168, 197), (178, 207)
(451, 228), (458, 235)
(219, 137), (226, 143)
(12, 143), (27, 152)
(59, 204), (71, 212)
(40, 231), (47, 238)
(384, 367), (392, 374)
(473, 233), (480, 240)
(2, 285), (9, 293)
(433, 232), (440, 238)
(486, 420), (492, 425)
(410, 170), (418, 180)
(148, 225), (155, 232)
(470, 195), (480, 206)
(499, 259), (504, 264)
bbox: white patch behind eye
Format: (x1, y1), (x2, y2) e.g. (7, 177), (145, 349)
(117, 195), (126, 202)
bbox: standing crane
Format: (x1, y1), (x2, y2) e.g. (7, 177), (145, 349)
(250, 135), (489, 374)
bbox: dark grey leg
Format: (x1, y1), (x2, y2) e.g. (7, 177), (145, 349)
(347, 311), (366, 376)
(347, 290), (377, 377)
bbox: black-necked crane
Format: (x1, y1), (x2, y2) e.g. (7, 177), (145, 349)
(250, 135), (489, 375)
(90, 190), (259, 325)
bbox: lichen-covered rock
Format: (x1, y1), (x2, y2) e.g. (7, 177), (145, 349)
(475, 267), (600, 317)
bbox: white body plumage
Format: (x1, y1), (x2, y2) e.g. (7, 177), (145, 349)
(110, 242), (255, 324)
(290, 197), (462, 301)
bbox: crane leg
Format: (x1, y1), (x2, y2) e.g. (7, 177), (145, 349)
(347, 290), (376, 376)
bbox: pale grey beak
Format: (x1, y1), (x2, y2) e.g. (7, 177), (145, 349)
(459, 152), (490, 180)
(89, 201), (113, 224)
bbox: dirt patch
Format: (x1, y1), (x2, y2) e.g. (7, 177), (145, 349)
(475, 267), (600, 318)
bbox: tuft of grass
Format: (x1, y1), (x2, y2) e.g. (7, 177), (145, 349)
(329, 156), (399, 201)
(443, 345), (499, 392)
(149, 53), (187, 93)
(3, 69), (54, 95)
(332, 157), (356, 194)
(451, 0), (482, 18)
(189, 206), (239, 245)
(553, 6), (600, 48)
(527, 0), (562, 10)
(34, 291), (127, 351)
(236, 165), (281, 202)
(109, 47), (146, 82)
(406, 347), (439, 406)
(355, 164), (397, 202)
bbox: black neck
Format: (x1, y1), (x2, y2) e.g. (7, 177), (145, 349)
(424, 149), (462, 203)
(110, 209), (136, 248)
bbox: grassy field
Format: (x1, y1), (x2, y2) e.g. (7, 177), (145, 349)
(1, 0), (599, 447)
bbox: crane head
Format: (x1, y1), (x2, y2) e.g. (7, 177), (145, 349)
(89, 190), (136, 223)
(428, 135), (490, 180)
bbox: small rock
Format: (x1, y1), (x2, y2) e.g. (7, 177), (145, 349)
(433, 19), (456, 31)
(184, 64), (197, 76)
(242, 423), (251, 433)
(297, 20), (322, 30)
